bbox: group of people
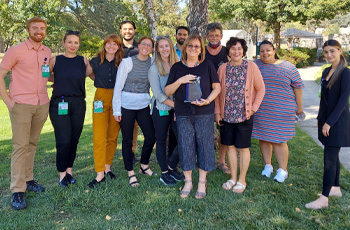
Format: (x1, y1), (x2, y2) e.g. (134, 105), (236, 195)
(0, 17), (349, 211)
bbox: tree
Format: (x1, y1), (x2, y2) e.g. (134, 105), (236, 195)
(144, 0), (157, 39)
(187, 0), (209, 39)
(210, 0), (350, 49)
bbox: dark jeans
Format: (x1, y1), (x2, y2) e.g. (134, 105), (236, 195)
(152, 107), (179, 172)
(176, 114), (216, 172)
(119, 107), (156, 171)
(49, 96), (86, 172)
(322, 145), (341, 197)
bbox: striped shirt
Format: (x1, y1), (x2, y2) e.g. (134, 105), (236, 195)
(252, 59), (304, 143)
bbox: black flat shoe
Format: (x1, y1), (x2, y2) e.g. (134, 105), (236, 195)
(59, 176), (69, 188)
(66, 173), (76, 184)
(105, 171), (116, 180)
(88, 177), (105, 188)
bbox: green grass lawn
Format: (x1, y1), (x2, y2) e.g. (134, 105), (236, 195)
(0, 79), (350, 229)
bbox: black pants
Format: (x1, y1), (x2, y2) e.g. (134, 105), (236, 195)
(119, 107), (156, 171)
(152, 107), (179, 172)
(322, 145), (341, 197)
(49, 96), (86, 172)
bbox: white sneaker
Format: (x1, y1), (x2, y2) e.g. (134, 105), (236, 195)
(274, 168), (288, 183)
(261, 164), (273, 178)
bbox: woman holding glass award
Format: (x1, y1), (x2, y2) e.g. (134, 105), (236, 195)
(165, 34), (221, 199)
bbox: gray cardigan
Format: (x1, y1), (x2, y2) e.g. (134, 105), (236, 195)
(148, 64), (173, 115)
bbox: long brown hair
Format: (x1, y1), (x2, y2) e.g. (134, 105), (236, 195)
(154, 37), (179, 76)
(323, 39), (347, 89)
(97, 34), (124, 67)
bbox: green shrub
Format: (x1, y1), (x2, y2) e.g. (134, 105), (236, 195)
(277, 49), (310, 68)
(295, 47), (317, 65)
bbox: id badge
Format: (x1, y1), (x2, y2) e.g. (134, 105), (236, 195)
(42, 65), (50, 78)
(159, 110), (169, 116)
(94, 100), (103, 113)
(58, 102), (68, 115)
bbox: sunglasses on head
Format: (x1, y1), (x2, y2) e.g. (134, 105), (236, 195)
(156, 35), (169, 40)
(66, 30), (80, 35)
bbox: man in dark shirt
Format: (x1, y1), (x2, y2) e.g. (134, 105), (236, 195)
(205, 22), (230, 174)
(205, 23), (228, 72)
(120, 20), (139, 163)
(120, 20), (138, 58)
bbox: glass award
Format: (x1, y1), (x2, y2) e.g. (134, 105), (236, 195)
(184, 76), (202, 102)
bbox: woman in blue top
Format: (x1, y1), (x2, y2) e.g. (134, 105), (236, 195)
(49, 31), (92, 187)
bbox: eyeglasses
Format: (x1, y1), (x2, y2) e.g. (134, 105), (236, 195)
(66, 30), (80, 35)
(140, 42), (153, 48)
(187, 44), (200, 50)
(156, 35), (169, 40)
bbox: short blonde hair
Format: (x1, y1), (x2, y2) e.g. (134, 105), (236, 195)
(181, 34), (205, 64)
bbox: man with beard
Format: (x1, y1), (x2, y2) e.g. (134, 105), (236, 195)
(120, 20), (138, 57)
(119, 20), (139, 163)
(174, 26), (189, 59)
(0, 17), (51, 210)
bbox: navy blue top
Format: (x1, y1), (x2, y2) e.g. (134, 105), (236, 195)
(205, 46), (228, 72)
(166, 59), (219, 116)
(318, 67), (350, 146)
(52, 55), (86, 99)
(90, 57), (117, 89)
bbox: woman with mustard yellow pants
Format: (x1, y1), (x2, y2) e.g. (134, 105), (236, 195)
(86, 34), (125, 188)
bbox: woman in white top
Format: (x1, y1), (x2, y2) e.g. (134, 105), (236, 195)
(113, 37), (156, 187)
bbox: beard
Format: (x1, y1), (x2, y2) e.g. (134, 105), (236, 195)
(177, 39), (185, 45)
(29, 33), (45, 42)
(123, 35), (134, 41)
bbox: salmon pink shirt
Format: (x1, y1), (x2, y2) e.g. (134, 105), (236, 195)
(0, 38), (51, 105)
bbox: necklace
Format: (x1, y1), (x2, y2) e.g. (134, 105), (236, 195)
(184, 61), (198, 67)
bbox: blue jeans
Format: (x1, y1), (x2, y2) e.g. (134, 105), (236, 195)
(176, 114), (215, 172)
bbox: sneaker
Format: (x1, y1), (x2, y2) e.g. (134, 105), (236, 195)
(11, 192), (26, 210)
(274, 168), (288, 183)
(160, 172), (176, 185)
(261, 164), (273, 178)
(26, 180), (45, 192)
(66, 173), (76, 184)
(168, 168), (185, 181)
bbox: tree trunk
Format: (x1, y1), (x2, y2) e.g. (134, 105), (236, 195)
(144, 0), (157, 40)
(0, 37), (4, 53)
(187, 0), (209, 40)
(273, 21), (281, 49)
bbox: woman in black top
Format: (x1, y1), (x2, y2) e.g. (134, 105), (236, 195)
(165, 34), (221, 199)
(306, 40), (350, 209)
(49, 31), (91, 187)
(86, 34), (124, 188)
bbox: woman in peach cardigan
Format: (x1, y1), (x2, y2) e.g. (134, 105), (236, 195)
(214, 37), (265, 193)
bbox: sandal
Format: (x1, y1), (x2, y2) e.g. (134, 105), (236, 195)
(139, 166), (157, 176)
(129, 175), (139, 187)
(195, 180), (207, 199)
(217, 163), (231, 174)
(180, 180), (193, 198)
(222, 179), (236, 191)
(232, 182), (246, 194)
